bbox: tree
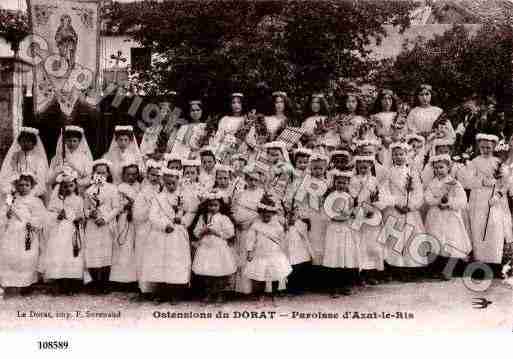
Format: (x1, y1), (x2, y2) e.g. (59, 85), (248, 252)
(103, 0), (416, 116)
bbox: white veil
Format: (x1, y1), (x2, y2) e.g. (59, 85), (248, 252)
(0, 127), (49, 194)
(104, 126), (143, 162)
(51, 126), (93, 169)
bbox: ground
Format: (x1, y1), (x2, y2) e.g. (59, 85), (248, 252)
(0, 278), (511, 332)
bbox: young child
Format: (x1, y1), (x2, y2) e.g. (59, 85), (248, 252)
(84, 159), (121, 294)
(0, 173), (47, 296)
(193, 190), (237, 304)
(44, 169), (85, 295)
(424, 154), (471, 280)
(165, 153), (182, 171)
(323, 170), (359, 296)
(198, 147), (217, 191)
(460, 133), (513, 276)
(295, 153), (329, 266)
(329, 150), (352, 172)
(181, 159), (203, 229)
(231, 165), (265, 295)
(132, 160), (163, 301)
(141, 168), (191, 304)
(382, 142), (426, 281)
(110, 160), (142, 290)
(49, 126), (93, 194)
(406, 134), (426, 175)
(0, 127), (49, 201)
(349, 156), (385, 285)
(103, 125), (144, 184)
(244, 194), (292, 302)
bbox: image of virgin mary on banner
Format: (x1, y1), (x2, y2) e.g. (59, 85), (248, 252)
(27, 0), (100, 117)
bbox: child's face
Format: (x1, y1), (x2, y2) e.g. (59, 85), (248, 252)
(275, 96), (285, 114)
(261, 210), (273, 223)
(64, 136), (80, 152)
(16, 178), (32, 195)
(245, 175), (259, 189)
(295, 155), (309, 171)
(478, 141), (494, 156)
(190, 104), (203, 121)
(232, 159), (246, 173)
(334, 176), (349, 192)
(18, 135), (37, 152)
(332, 156), (348, 170)
(267, 148), (282, 164)
(167, 161), (182, 171)
(418, 90), (431, 106)
(208, 200), (221, 214)
(433, 161), (449, 178)
(147, 168), (161, 185)
(183, 166), (199, 182)
(62, 180), (76, 196)
(231, 97), (242, 115)
(356, 161), (371, 175)
(392, 149), (407, 166)
(123, 166), (139, 184)
(116, 134), (131, 151)
(163, 175), (178, 192)
(310, 160), (326, 178)
(381, 94), (393, 112)
(435, 145), (451, 155)
(216, 171), (230, 189)
(201, 155), (215, 171)
(94, 164), (109, 178)
(346, 95), (358, 113)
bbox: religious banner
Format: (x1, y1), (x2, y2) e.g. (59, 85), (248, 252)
(27, 0), (101, 117)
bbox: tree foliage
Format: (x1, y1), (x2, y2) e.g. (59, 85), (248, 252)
(103, 0), (416, 114)
(374, 22), (512, 112)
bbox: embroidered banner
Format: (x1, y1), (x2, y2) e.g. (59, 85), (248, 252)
(28, 0), (100, 117)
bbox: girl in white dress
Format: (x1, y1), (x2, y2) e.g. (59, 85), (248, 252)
(349, 156), (386, 285)
(44, 169), (85, 295)
(198, 147), (217, 191)
(424, 154), (471, 280)
(322, 170), (359, 297)
(244, 194), (292, 302)
(459, 134), (513, 275)
(405, 134), (427, 175)
(103, 125), (145, 184)
(110, 161), (142, 289)
(301, 93), (340, 148)
(336, 92), (367, 147)
(264, 91), (292, 139)
(83, 159), (121, 294)
(49, 126), (93, 194)
(370, 89), (397, 147)
(193, 190), (237, 304)
(0, 127), (49, 202)
(231, 166), (265, 295)
(132, 160), (163, 300)
(382, 142), (426, 281)
(213, 93), (246, 145)
(167, 100), (207, 159)
(141, 169), (191, 304)
(0, 173), (47, 296)
(407, 84), (455, 140)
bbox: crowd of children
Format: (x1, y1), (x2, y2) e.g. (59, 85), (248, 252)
(0, 85), (512, 304)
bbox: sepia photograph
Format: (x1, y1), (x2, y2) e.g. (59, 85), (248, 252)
(0, 0), (512, 353)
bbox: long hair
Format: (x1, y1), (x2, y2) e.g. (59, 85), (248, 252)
(304, 95), (330, 118)
(57, 179), (79, 198)
(92, 163), (113, 183)
(338, 93), (364, 116)
(371, 89), (398, 114)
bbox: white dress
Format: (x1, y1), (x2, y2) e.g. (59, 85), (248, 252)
(407, 106), (454, 139)
(50, 150), (92, 191)
(424, 176), (471, 258)
(141, 190), (191, 284)
(338, 114), (366, 145)
(168, 122), (207, 159)
(294, 175), (329, 265)
(0, 150), (48, 198)
(244, 219), (292, 283)
(44, 193), (85, 279)
(349, 174), (386, 271)
(0, 194), (47, 287)
(103, 147), (145, 185)
(382, 165), (426, 267)
(264, 115), (286, 139)
(231, 187), (264, 293)
(322, 191), (360, 269)
(83, 182), (121, 268)
(192, 213), (237, 277)
(132, 182), (161, 292)
(110, 182), (141, 283)
(459, 155), (513, 263)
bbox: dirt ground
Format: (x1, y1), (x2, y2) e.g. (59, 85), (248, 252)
(0, 277), (511, 332)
